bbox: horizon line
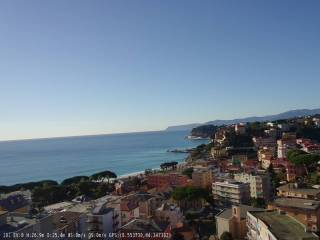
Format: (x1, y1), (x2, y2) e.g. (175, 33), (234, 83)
(1, 106), (319, 142)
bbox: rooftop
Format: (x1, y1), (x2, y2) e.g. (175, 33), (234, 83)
(216, 204), (263, 220)
(44, 201), (75, 212)
(52, 211), (83, 230)
(278, 183), (320, 196)
(0, 210), (8, 216)
(0, 213), (50, 234)
(250, 210), (318, 240)
(120, 218), (169, 233)
(271, 198), (320, 210)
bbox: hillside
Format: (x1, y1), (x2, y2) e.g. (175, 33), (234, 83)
(165, 108), (320, 131)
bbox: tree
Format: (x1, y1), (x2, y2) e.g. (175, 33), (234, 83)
(172, 187), (208, 201)
(287, 149), (320, 175)
(182, 168), (194, 179)
(90, 170), (117, 182)
(191, 125), (218, 138)
(251, 198), (266, 208)
(267, 163), (280, 188)
(160, 161), (179, 171)
(144, 168), (152, 175)
(220, 231), (233, 240)
(61, 176), (89, 185)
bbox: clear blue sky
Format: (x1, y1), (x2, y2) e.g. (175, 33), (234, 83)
(0, 0), (319, 140)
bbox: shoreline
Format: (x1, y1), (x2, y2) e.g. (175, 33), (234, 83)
(0, 160), (190, 188)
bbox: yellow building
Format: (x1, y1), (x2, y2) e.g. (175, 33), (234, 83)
(191, 169), (214, 189)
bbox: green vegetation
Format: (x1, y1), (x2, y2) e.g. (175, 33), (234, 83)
(225, 132), (254, 148)
(0, 180), (58, 194)
(144, 168), (152, 175)
(297, 126), (320, 142)
(251, 197), (266, 208)
(287, 149), (320, 175)
(191, 125), (218, 138)
(61, 176), (89, 185)
(182, 168), (194, 179)
(220, 231), (233, 240)
(306, 172), (320, 187)
(0, 169), (117, 207)
(246, 121), (267, 137)
(160, 161), (178, 171)
(267, 163), (280, 188)
(172, 187), (210, 201)
(90, 170), (117, 182)
(190, 144), (207, 159)
(32, 181), (113, 207)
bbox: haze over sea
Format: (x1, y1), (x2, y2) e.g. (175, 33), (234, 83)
(0, 130), (207, 185)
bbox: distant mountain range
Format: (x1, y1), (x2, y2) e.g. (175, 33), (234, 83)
(165, 108), (320, 131)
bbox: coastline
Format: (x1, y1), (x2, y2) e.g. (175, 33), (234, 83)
(0, 131), (208, 186)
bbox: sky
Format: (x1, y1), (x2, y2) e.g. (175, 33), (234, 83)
(0, 0), (319, 140)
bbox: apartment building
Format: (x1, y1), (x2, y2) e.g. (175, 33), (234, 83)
(252, 137), (276, 148)
(147, 173), (190, 189)
(235, 123), (246, 135)
(277, 183), (320, 200)
(247, 210), (319, 240)
(234, 172), (271, 200)
(87, 206), (117, 240)
(268, 198), (320, 232)
(212, 180), (250, 206)
(191, 168), (214, 189)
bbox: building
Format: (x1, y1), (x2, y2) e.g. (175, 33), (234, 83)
(0, 212), (53, 240)
(44, 201), (75, 213)
(0, 211), (7, 226)
(232, 154), (248, 165)
(235, 123), (246, 135)
(0, 191), (31, 213)
(147, 173), (190, 189)
(119, 218), (171, 240)
(277, 183), (320, 200)
(277, 123), (290, 132)
(247, 210), (319, 240)
(215, 205), (263, 240)
(191, 168), (214, 189)
(212, 180), (250, 206)
(120, 198), (139, 226)
(214, 129), (228, 146)
(268, 198), (320, 232)
(264, 128), (278, 138)
(52, 211), (86, 238)
(87, 206), (117, 240)
(211, 147), (228, 159)
(258, 147), (276, 169)
(252, 137), (276, 148)
(136, 193), (164, 219)
(279, 132), (297, 145)
(234, 173), (271, 200)
(155, 203), (183, 227)
(277, 133), (296, 158)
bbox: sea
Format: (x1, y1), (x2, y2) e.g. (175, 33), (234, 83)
(0, 130), (208, 186)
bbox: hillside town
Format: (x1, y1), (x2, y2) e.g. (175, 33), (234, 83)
(1, 115), (320, 240)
